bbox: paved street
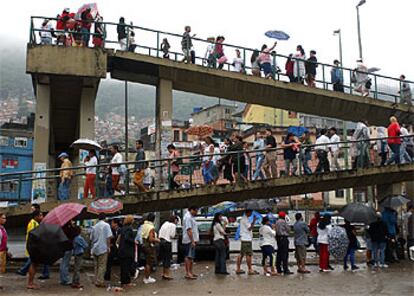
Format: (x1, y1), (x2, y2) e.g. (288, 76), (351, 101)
(1, 255), (413, 296)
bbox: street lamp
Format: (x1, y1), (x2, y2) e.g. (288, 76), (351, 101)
(333, 29), (343, 65)
(356, 0), (366, 60)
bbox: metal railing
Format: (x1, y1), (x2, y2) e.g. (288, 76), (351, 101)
(1, 135), (412, 203)
(29, 16), (414, 105)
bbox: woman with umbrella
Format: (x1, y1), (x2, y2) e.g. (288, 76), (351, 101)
(258, 42), (277, 79)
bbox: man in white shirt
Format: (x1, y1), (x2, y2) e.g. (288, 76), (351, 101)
(90, 213), (112, 287)
(110, 145), (123, 193)
(329, 127), (341, 171)
(182, 206), (199, 279)
(159, 216), (178, 280)
(233, 49), (244, 73)
(84, 150), (98, 198)
(315, 129), (331, 173)
(236, 210), (258, 275)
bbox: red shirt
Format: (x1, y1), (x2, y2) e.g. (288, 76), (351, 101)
(285, 60), (294, 75)
(387, 122), (401, 145)
(309, 217), (319, 237)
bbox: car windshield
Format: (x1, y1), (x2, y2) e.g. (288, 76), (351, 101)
(197, 222), (211, 232)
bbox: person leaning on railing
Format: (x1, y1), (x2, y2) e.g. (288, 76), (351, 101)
(314, 129), (330, 174)
(399, 75), (412, 106)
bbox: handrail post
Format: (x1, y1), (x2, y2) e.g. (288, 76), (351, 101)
(399, 79), (402, 105)
(243, 48), (246, 73)
(167, 159), (172, 190)
(248, 153), (252, 180)
(17, 175), (23, 203)
(349, 70), (353, 95)
(156, 31), (160, 58)
(95, 166), (99, 198)
(322, 65), (326, 89)
(29, 17), (33, 44)
(374, 75), (378, 99)
(237, 151), (241, 181)
(298, 147), (303, 176)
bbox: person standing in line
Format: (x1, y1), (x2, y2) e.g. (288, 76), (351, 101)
(232, 49), (245, 73)
(314, 129), (330, 173)
(305, 50), (318, 87)
(368, 213), (389, 268)
(161, 38), (171, 59)
(263, 128), (278, 179)
(104, 219), (120, 281)
(294, 213), (310, 273)
(182, 206), (199, 280)
(236, 210), (258, 275)
(343, 220), (359, 271)
(309, 212), (320, 256)
(300, 131), (313, 175)
(293, 45), (306, 83)
(83, 150), (98, 199)
(58, 152), (73, 200)
(281, 133), (300, 176)
(0, 213), (11, 275)
(386, 116), (401, 165)
(110, 145), (123, 193)
(118, 215), (135, 288)
(329, 127), (341, 171)
(141, 213), (160, 284)
(134, 140), (148, 192)
(353, 120), (371, 168)
(400, 124), (413, 164)
(117, 17), (127, 50)
(285, 54), (295, 82)
(258, 42), (278, 79)
(275, 212), (293, 275)
(26, 210), (44, 289)
(181, 26), (194, 64)
(259, 216), (278, 276)
(398, 74), (412, 105)
(211, 213), (229, 275)
(376, 126), (388, 166)
(317, 215), (333, 272)
(90, 213), (113, 288)
(159, 215), (177, 280)
(71, 226), (88, 289)
(381, 207), (398, 263)
(167, 144), (181, 189)
(60, 220), (77, 286)
(331, 60), (344, 92)
(251, 50), (261, 77)
(252, 132), (265, 180)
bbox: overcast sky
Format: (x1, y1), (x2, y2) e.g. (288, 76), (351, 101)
(0, 0), (412, 80)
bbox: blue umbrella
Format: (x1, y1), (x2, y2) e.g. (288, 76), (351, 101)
(287, 126), (309, 137)
(265, 30), (290, 40)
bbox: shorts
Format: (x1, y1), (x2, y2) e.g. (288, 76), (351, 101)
(143, 241), (156, 267)
(183, 243), (196, 259)
(295, 245), (307, 262)
(262, 63), (272, 76)
(159, 239), (172, 268)
(240, 241), (253, 256)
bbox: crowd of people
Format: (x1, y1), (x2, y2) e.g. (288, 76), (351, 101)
(52, 115), (413, 200)
(36, 10), (413, 105)
(1, 202), (413, 290)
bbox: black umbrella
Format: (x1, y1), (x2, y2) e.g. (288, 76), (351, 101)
(381, 195), (410, 209)
(238, 199), (274, 211)
(27, 224), (72, 265)
(339, 203), (377, 224)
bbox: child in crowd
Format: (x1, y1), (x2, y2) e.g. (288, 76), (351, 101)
(72, 226), (88, 289)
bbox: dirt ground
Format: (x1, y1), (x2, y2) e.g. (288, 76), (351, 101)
(1, 255), (413, 296)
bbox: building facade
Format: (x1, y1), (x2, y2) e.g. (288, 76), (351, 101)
(242, 104), (300, 127)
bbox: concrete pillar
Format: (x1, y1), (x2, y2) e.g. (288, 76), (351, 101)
(377, 183), (403, 203)
(33, 83), (51, 166)
(155, 79), (173, 188)
(79, 83), (97, 140)
(405, 181), (414, 203)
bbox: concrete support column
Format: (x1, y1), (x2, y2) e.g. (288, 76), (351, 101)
(33, 83), (51, 166)
(377, 183), (403, 203)
(79, 82), (98, 140)
(155, 79), (173, 189)
(405, 181), (414, 203)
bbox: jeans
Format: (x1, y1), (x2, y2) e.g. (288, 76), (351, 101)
(19, 258), (49, 277)
(81, 27), (90, 46)
(387, 144), (401, 165)
(213, 239), (227, 273)
(261, 245), (274, 267)
(284, 158), (298, 176)
(356, 142), (370, 168)
(301, 151), (312, 175)
(315, 150), (330, 173)
(253, 154), (265, 180)
(344, 248), (356, 267)
(58, 179), (71, 200)
(372, 241), (386, 265)
(72, 255), (83, 285)
(41, 37), (52, 45)
(60, 250), (73, 284)
(400, 143), (412, 164)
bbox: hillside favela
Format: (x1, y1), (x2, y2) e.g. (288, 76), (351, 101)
(0, 0), (413, 295)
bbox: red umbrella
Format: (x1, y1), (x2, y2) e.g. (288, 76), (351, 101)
(75, 3), (99, 20)
(88, 198), (123, 214)
(42, 203), (86, 226)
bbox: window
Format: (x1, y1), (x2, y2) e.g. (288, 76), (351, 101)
(335, 189), (345, 198)
(14, 137), (28, 148)
(182, 132), (188, 142)
(0, 136), (8, 146)
(225, 108), (231, 114)
(173, 130), (180, 142)
(0, 180), (17, 193)
(225, 121), (233, 129)
(354, 191), (366, 203)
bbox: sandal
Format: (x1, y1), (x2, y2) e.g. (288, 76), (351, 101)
(185, 275), (197, 280)
(235, 270), (245, 275)
(27, 284), (40, 290)
(248, 270), (259, 275)
(162, 275), (173, 280)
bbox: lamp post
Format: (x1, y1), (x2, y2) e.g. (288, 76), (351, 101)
(333, 29), (343, 65)
(356, 0), (366, 60)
